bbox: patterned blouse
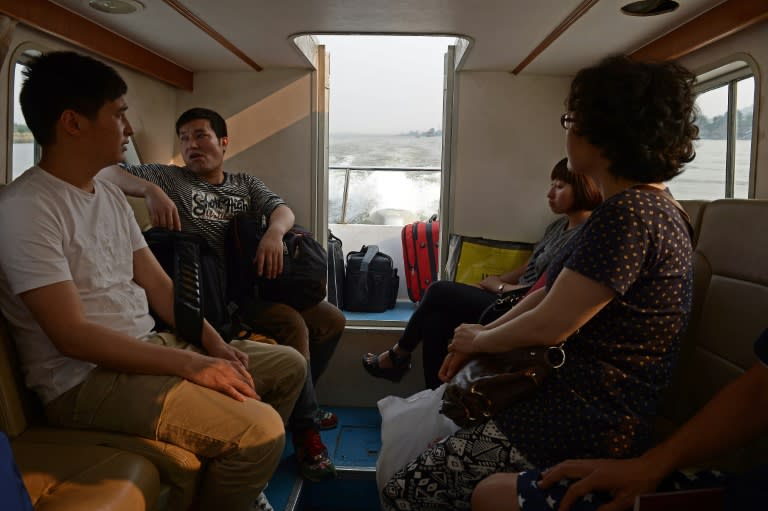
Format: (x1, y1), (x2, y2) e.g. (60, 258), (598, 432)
(495, 187), (693, 467)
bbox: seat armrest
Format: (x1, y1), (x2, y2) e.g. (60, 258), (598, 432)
(13, 440), (161, 511)
(19, 427), (201, 510)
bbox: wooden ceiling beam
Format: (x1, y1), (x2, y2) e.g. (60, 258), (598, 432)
(161, 0), (262, 71)
(630, 0), (768, 62)
(511, 0), (601, 75)
(0, 0), (193, 90)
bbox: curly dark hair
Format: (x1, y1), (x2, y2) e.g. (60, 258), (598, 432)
(550, 158), (602, 211)
(566, 56), (699, 182)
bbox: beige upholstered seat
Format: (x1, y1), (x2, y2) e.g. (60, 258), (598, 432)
(0, 313), (202, 510)
(657, 199), (768, 470)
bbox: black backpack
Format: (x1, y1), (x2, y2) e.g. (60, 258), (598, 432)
(143, 228), (229, 345)
(225, 212), (328, 311)
(144, 227), (274, 344)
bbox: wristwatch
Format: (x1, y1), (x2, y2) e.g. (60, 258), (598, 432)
(498, 283), (505, 293)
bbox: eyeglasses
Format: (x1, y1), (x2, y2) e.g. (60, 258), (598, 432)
(560, 113), (575, 130)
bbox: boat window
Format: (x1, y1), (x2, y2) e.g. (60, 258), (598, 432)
(668, 59), (757, 199)
(318, 36), (452, 229)
(9, 47), (42, 182)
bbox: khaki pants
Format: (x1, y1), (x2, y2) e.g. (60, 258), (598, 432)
(46, 333), (306, 511)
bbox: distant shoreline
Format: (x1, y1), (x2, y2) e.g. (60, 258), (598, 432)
(13, 132), (33, 143)
(330, 132), (440, 137)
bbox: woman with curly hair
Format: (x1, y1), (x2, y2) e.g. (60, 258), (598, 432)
(380, 55), (699, 511)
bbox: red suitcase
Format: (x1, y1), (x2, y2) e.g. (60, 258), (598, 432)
(401, 215), (439, 303)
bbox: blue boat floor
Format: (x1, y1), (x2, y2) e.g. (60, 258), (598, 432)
(343, 301), (416, 325)
(265, 406), (382, 511)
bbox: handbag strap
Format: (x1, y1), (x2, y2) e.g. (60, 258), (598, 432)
(631, 184), (694, 240)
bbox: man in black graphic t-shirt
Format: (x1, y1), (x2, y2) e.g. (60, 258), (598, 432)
(99, 107), (344, 482)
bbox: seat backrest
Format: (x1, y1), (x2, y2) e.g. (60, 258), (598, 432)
(127, 196), (153, 231)
(0, 315), (43, 437)
(658, 199), (768, 470)
(678, 199), (709, 246)
(0, 183), (46, 437)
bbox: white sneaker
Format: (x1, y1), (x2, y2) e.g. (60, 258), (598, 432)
(252, 492), (274, 511)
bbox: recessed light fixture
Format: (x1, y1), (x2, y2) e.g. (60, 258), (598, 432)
(621, 0), (679, 17)
(88, 0), (145, 15)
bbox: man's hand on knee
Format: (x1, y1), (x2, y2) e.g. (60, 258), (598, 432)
(184, 353), (260, 402)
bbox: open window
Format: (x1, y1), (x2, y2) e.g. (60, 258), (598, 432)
(312, 35), (462, 304)
(668, 57), (758, 199)
(8, 45), (43, 182)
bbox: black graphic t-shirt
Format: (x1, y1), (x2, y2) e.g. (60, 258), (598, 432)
(124, 164), (284, 261)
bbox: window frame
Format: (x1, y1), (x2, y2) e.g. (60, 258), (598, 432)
(6, 43), (45, 183)
(692, 53), (760, 199)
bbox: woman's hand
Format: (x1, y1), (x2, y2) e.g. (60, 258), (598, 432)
(538, 457), (664, 511)
(439, 322), (484, 381)
(438, 351), (472, 382)
(450, 323), (484, 353)
(477, 275), (505, 293)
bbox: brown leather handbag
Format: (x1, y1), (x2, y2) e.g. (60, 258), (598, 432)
(440, 345), (565, 428)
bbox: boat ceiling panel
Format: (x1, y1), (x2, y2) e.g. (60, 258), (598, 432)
(47, 0), (729, 74)
(528, 0), (727, 75)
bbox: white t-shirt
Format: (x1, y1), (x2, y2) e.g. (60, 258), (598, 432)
(0, 166), (155, 404)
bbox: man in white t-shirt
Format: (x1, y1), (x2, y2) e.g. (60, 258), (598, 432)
(0, 51), (305, 511)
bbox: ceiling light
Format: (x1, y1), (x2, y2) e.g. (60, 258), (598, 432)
(88, 0), (145, 15)
(621, 0), (679, 17)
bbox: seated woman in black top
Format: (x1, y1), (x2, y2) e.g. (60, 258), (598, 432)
(362, 157), (601, 389)
(380, 55), (698, 511)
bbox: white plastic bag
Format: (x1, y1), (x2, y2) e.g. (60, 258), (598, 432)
(376, 383), (460, 491)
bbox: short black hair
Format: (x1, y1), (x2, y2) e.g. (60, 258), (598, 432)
(20, 51), (127, 146)
(175, 108), (228, 138)
(550, 157), (602, 211)
(566, 56), (699, 183)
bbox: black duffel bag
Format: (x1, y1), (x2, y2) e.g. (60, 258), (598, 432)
(225, 212), (328, 312)
(344, 245), (398, 312)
